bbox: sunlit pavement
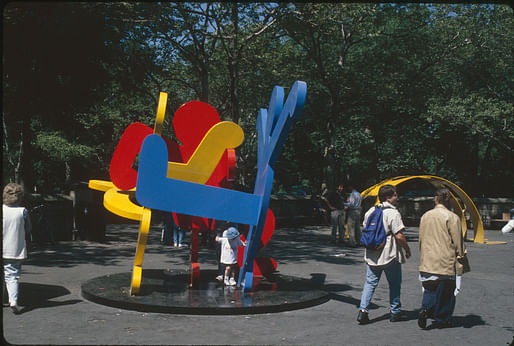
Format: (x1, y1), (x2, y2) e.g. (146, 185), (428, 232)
(3, 224), (513, 345)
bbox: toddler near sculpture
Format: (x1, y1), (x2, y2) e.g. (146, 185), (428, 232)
(89, 81), (307, 295)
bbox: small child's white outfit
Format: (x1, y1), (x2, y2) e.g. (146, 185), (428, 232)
(219, 227), (244, 265)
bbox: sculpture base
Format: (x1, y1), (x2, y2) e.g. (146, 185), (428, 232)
(81, 269), (329, 315)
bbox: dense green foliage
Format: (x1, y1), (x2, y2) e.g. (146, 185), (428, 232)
(3, 3), (513, 197)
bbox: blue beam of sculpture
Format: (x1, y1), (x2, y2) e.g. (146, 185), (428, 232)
(135, 81), (307, 291)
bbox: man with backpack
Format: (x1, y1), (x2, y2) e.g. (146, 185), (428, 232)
(357, 184), (411, 324)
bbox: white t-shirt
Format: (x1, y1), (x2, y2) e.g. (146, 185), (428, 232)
(218, 236), (244, 265)
(362, 201), (406, 266)
(3, 205), (29, 259)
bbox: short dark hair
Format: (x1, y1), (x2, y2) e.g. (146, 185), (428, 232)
(378, 184), (396, 202)
(435, 188), (451, 208)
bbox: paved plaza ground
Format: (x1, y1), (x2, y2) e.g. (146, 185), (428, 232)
(2, 223), (513, 345)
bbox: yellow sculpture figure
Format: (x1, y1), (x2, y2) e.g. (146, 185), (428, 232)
(89, 121), (243, 221)
(165, 121), (243, 182)
(88, 92), (245, 294)
(361, 175), (505, 245)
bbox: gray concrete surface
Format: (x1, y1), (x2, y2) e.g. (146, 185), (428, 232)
(2, 223), (513, 345)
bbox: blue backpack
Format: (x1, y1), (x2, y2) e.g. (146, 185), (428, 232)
(361, 206), (388, 250)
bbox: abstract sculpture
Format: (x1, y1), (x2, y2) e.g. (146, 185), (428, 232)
(89, 81), (307, 294)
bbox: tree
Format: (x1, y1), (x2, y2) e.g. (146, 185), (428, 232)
(422, 4), (514, 195)
(3, 2), (111, 191)
(278, 3), (383, 189)
(3, 3), (512, 197)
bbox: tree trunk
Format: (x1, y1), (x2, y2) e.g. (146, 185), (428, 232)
(65, 161), (72, 186)
(199, 64), (209, 103)
(324, 118), (337, 190)
(324, 85), (341, 189)
(229, 4), (240, 124)
(20, 118), (34, 192)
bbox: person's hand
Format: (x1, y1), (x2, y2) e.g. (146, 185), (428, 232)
(405, 248), (411, 259)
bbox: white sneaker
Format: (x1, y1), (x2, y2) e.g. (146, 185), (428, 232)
(224, 278), (230, 286)
(229, 277), (237, 286)
(173, 243), (178, 247)
(216, 275), (224, 282)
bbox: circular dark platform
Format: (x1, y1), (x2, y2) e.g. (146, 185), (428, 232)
(81, 269), (330, 314)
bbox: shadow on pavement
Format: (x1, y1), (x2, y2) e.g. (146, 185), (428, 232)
(17, 282), (82, 314)
(23, 224), (366, 269)
(328, 292), (363, 308)
(358, 310), (488, 329)
(451, 314), (487, 328)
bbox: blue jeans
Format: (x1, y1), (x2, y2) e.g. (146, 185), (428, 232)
(173, 227), (184, 245)
(359, 260), (402, 314)
(162, 213), (183, 245)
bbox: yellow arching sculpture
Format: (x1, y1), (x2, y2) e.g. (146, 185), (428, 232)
(89, 92), (246, 294)
(361, 175), (505, 245)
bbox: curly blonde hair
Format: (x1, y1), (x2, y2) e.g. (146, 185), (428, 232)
(3, 183), (24, 206)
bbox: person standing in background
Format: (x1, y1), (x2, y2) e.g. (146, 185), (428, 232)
(344, 183), (362, 247)
(325, 184), (345, 244)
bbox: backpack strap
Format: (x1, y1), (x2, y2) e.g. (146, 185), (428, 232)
(377, 204), (393, 235)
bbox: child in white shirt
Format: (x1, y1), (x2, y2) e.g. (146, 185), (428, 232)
(216, 226), (245, 286)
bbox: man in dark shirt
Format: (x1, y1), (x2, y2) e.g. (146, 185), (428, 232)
(324, 184), (345, 244)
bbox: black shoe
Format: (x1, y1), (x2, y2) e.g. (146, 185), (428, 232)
(357, 310), (369, 324)
(418, 309), (428, 329)
(10, 305), (21, 315)
(389, 312), (407, 322)
(427, 320), (452, 329)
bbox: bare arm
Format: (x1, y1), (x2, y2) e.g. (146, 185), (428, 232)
(323, 198), (335, 210)
(394, 230), (411, 258)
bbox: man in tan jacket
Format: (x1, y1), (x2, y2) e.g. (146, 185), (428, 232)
(418, 188), (468, 329)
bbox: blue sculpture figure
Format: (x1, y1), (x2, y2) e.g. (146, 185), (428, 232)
(135, 81), (307, 291)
